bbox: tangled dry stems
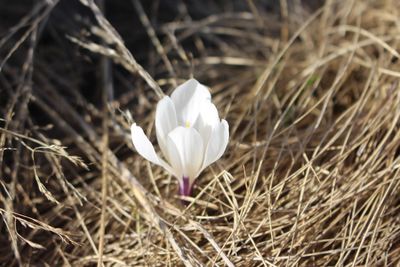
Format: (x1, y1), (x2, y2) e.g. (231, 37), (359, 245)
(1, 0), (400, 266)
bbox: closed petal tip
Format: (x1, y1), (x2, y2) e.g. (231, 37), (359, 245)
(171, 79), (212, 126)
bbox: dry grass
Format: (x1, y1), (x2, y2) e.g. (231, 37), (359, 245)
(1, 0), (400, 266)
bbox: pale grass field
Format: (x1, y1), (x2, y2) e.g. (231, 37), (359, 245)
(1, 0), (400, 266)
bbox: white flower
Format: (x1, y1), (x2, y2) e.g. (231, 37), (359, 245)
(131, 79), (229, 196)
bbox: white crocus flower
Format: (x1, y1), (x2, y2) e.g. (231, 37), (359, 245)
(131, 79), (229, 197)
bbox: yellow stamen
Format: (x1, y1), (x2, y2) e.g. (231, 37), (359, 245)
(185, 121), (191, 128)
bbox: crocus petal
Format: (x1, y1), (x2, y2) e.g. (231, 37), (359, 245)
(193, 101), (220, 145)
(131, 124), (175, 175)
(201, 119), (229, 170)
(130, 78), (229, 198)
(167, 126), (204, 182)
(166, 135), (184, 179)
(171, 79), (211, 126)
(155, 96), (177, 159)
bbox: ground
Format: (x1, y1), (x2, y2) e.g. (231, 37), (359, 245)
(0, 0), (400, 266)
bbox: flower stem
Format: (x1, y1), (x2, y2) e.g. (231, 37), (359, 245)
(179, 176), (192, 197)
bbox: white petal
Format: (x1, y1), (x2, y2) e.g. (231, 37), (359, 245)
(166, 136), (184, 179)
(167, 126), (204, 181)
(131, 124), (175, 175)
(171, 79), (211, 104)
(194, 102), (220, 145)
(155, 96), (177, 159)
(171, 79), (211, 126)
(202, 119), (229, 170)
(199, 102), (220, 127)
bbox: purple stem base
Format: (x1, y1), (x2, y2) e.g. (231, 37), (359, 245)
(179, 176), (193, 204)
